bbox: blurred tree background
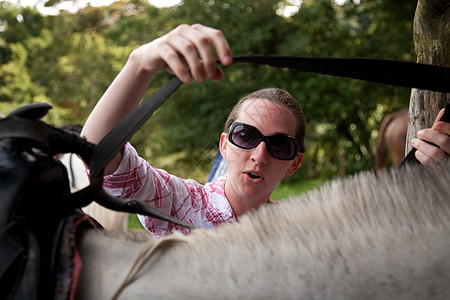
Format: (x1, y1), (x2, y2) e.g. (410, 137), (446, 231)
(0, 0), (417, 185)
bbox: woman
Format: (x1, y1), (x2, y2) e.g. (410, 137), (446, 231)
(81, 24), (450, 237)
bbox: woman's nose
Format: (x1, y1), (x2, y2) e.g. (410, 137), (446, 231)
(250, 142), (269, 165)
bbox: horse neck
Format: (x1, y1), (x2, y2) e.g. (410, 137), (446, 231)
(76, 230), (149, 299)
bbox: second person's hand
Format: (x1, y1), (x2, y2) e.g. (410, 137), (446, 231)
(412, 108), (450, 165)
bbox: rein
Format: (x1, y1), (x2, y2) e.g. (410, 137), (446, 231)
(111, 236), (186, 300)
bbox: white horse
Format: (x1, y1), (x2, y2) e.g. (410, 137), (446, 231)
(59, 153), (129, 231)
(75, 164), (450, 299)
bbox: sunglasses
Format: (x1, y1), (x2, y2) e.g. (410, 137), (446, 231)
(228, 122), (303, 160)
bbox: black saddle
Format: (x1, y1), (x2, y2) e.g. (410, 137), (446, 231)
(0, 102), (193, 299)
(0, 103), (92, 299)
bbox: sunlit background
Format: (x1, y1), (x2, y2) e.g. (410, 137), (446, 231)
(5, 0), (182, 14)
(4, 0), (355, 16)
(0, 0), (418, 187)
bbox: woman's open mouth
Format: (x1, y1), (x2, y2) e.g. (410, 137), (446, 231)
(244, 171), (263, 183)
(248, 172), (260, 179)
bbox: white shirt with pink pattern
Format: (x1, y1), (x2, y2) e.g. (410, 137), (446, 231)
(103, 143), (237, 238)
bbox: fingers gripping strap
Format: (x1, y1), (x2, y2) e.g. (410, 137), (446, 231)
(400, 98), (450, 166)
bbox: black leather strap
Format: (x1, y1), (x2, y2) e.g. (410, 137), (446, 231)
(84, 56), (450, 228)
(89, 77), (183, 180)
(233, 56), (450, 93)
(1, 56), (448, 232)
(84, 77), (197, 230)
(90, 56), (449, 175)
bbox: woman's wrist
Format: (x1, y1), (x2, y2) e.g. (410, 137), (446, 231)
(127, 43), (163, 80)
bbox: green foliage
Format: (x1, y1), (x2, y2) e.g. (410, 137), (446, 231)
(0, 0), (419, 182)
(128, 213), (142, 230)
(270, 177), (326, 202)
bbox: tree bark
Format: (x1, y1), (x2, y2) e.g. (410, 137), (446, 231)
(406, 0), (450, 153)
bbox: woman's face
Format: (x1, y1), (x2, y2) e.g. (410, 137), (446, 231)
(220, 98), (303, 211)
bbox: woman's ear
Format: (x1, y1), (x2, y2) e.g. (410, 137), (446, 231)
(286, 152), (304, 176)
(219, 132), (228, 159)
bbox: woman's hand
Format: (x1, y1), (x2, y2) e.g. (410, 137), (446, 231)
(82, 24), (232, 174)
(132, 24), (233, 82)
(412, 108), (450, 165)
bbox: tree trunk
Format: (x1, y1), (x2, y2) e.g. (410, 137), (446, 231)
(406, 0), (450, 153)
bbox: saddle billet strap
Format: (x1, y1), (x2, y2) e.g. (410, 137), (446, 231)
(84, 56), (450, 229)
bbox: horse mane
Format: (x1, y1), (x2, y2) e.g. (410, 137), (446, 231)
(202, 164), (449, 255)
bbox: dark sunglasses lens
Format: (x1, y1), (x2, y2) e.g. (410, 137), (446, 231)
(230, 123), (299, 160)
(267, 135), (297, 160)
(231, 124), (261, 149)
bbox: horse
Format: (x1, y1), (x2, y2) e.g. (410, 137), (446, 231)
(375, 109), (408, 175)
(74, 163), (450, 299)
